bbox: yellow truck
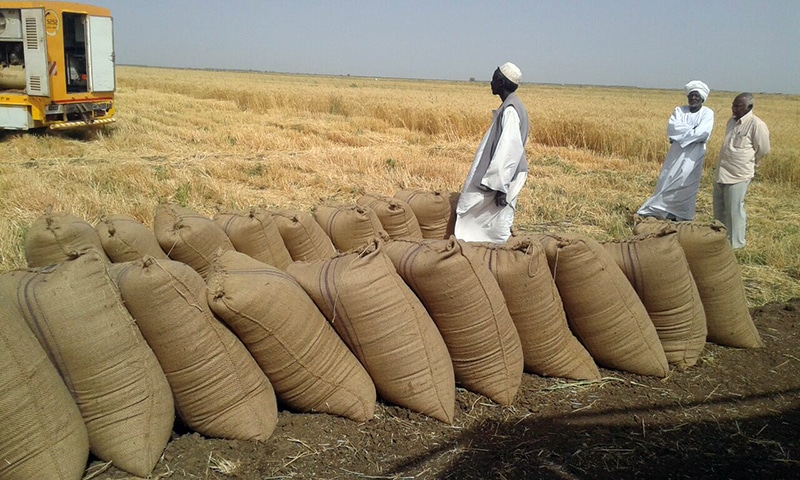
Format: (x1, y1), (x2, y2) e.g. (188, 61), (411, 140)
(0, 2), (115, 130)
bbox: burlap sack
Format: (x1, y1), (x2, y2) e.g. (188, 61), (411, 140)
(465, 240), (601, 380)
(25, 210), (109, 267)
(95, 213), (169, 263)
(393, 189), (458, 240)
(0, 283), (90, 480)
(603, 232), (707, 369)
(153, 203), (234, 280)
(11, 251), (174, 477)
(383, 237), (524, 406)
(271, 209), (336, 261)
(214, 208), (293, 270)
(517, 232), (575, 275)
(633, 218), (763, 348)
(287, 241), (455, 423)
(356, 193), (423, 239)
(313, 204), (388, 252)
(207, 249), (376, 422)
(109, 258), (278, 440)
(550, 235), (669, 377)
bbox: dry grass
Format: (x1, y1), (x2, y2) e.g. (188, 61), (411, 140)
(1, 66), (798, 304)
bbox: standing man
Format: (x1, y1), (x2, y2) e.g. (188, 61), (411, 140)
(713, 93), (770, 249)
(637, 81), (714, 221)
(454, 62), (529, 243)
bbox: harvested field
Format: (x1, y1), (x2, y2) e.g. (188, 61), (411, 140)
(1, 67), (799, 479)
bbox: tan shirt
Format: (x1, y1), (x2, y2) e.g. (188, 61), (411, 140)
(715, 111), (770, 184)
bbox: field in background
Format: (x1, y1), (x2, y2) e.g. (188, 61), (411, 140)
(1, 66), (798, 305)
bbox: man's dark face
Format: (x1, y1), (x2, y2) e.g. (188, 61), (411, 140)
(491, 69), (504, 95)
(732, 96), (751, 120)
(687, 91), (704, 111)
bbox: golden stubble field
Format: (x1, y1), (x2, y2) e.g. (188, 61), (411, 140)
(3, 66), (800, 480)
(1, 65), (798, 305)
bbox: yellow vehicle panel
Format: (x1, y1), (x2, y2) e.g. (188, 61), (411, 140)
(0, 2), (115, 130)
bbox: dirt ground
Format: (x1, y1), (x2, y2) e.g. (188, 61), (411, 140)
(85, 298), (800, 480)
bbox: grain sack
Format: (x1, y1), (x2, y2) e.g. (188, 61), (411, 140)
(550, 235), (669, 377)
(383, 237), (524, 406)
(207, 249), (376, 421)
(25, 210), (109, 267)
(271, 209), (336, 261)
(95, 213), (169, 263)
(633, 218), (762, 348)
(517, 232), (576, 275)
(393, 189), (458, 239)
(313, 204), (388, 252)
(11, 251), (174, 477)
(465, 240), (600, 380)
(214, 208), (293, 270)
(153, 203), (234, 280)
(0, 284), (89, 480)
(287, 241), (455, 423)
(356, 193), (423, 239)
(109, 258), (278, 441)
(602, 232), (707, 368)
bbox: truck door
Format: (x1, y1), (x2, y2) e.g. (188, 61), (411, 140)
(20, 8), (49, 97)
(86, 15), (114, 92)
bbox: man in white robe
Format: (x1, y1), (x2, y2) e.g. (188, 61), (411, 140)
(637, 81), (714, 221)
(455, 62), (529, 243)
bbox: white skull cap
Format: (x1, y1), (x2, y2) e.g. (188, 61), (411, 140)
(499, 62), (522, 85)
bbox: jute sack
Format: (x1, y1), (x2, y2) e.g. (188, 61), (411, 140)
(271, 209), (336, 261)
(95, 214), (169, 263)
(383, 237), (524, 406)
(356, 193), (423, 239)
(551, 235), (669, 377)
(25, 210), (109, 267)
(633, 218), (762, 348)
(516, 232), (575, 275)
(214, 208), (293, 270)
(393, 189), (458, 240)
(207, 249), (376, 422)
(0, 281), (90, 480)
(12, 251), (174, 477)
(108, 258), (278, 441)
(313, 204), (388, 252)
(464, 239), (601, 380)
(287, 241), (455, 423)
(602, 232), (707, 369)
(153, 203), (234, 280)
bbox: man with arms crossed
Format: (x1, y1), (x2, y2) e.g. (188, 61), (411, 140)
(637, 81), (714, 221)
(713, 92), (770, 249)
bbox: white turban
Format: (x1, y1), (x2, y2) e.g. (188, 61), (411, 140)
(684, 80), (709, 101)
(499, 62), (522, 85)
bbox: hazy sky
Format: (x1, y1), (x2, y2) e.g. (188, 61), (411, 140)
(89, 0), (800, 94)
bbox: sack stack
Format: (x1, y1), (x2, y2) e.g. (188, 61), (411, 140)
(0, 198), (764, 477)
(634, 218), (763, 348)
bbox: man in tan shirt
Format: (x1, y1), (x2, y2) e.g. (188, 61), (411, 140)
(713, 92), (770, 249)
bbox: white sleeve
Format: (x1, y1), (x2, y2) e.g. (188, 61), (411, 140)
(668, 107), (714, 148)
(480, 107), (524, 193)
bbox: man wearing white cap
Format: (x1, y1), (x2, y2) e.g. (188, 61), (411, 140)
(455, 62), (529, 243)
(637, 80), (714, 221)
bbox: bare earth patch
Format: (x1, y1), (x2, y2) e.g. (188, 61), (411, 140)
(86, 299), (799, 480)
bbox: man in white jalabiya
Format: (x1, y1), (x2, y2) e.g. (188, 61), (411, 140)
(637, 81), (714, 221)
(454, 62), (529, 243)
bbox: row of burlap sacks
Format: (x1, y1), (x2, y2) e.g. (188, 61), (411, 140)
(0, 190), (458, 479)
(0, 190), (761, 479)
